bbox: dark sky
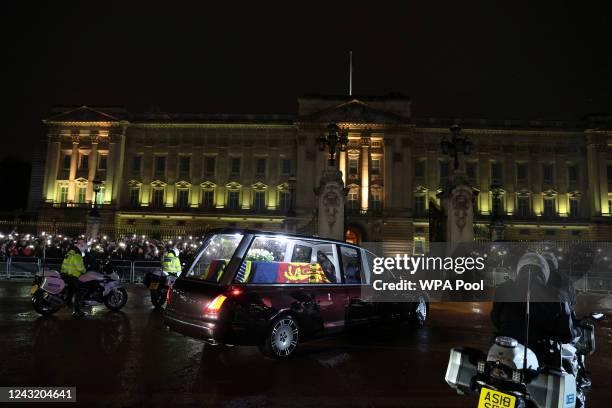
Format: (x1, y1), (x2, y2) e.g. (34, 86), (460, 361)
(3, 1), (612, 162)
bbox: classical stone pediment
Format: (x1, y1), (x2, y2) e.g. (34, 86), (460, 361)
(45, 106), (121, 123)
(298, 100), (408, 124)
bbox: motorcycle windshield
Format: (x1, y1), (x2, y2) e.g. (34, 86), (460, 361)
(183, 234), (244, 283)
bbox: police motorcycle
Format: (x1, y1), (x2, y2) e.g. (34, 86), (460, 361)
(445, 256), (604, 408)
(143, 267), (177, 308)
(31, 258), (128, 316)
(142, 249), (181, 308)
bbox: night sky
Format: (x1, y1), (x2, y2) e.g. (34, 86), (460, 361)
(3, 1), (612, 162)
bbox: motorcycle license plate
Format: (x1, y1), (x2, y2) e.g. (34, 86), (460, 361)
(149, 282), (160, 290)
(478, 387), (515, 408)
(30, 284), (39, 295)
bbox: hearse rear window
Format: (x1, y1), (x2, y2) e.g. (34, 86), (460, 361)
(186, 234), (243, 282)
(235, 236), (340, 284)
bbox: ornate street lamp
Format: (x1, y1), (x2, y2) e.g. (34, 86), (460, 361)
(440, 124), (473, 171)
(91, 179), (102, 216)
(317, 123), (349, 166)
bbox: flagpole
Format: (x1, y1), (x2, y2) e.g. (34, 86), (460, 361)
(349, 50), (353, 96)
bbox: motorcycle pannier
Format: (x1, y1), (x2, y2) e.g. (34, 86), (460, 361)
(445, 347), (483, 395)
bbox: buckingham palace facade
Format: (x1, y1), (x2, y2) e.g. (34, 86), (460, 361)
(33, 94), (612, 244)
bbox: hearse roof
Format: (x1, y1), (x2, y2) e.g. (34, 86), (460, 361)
(205, 228), (362, 249)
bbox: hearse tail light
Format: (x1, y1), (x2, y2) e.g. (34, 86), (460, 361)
(205, 294), (228, 318)
(228, 285), (243, 297)
(166, 288), (172, 305)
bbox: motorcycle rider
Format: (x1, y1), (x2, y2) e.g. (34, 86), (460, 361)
(491, 252), (575, 363)
(542, 250), (591, 387)
(60, 240), (86, 316)
(163, 247), (182, 275)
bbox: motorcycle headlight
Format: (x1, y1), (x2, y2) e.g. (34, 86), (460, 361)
(512, 370), (522, 383)
(477, 360), (485, 374)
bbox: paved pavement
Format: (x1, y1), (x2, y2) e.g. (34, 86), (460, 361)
(0, 281), (611, 407)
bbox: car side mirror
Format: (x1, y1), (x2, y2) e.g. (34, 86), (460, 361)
(591, 312), (604, 321)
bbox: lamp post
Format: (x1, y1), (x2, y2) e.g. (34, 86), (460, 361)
(317, 123), (348, 166)
(91, 179), (102, 217)
(490, 183), (505, 241)
(287, 176), (297, 217)
(440, 124), (473, 171)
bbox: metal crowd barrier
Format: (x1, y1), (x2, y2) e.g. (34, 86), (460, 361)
(0, 257), (162, 284)
(132, 261), (162, 284)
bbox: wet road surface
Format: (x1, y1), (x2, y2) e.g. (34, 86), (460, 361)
(1, 281), (611, 407)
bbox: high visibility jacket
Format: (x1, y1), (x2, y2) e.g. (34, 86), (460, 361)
(61, 250), (86, 277)
(163, 252), (182, 275)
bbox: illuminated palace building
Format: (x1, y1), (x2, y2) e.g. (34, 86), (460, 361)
(35, 95), (612, 244)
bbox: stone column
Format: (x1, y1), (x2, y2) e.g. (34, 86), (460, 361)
(401, 137), (412, 211)
(105, 136), (117, 204)
(585, 134), (601, 216)
(360, 135), (370, 212)
(68, 134), (79, 202)
(338, 151), (347, 184)
(44, 131), (61, 203)
(86, 136), (98, 203)
(383, 137), (393, 210)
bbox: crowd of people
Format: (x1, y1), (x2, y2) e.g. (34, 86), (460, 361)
(0, 230), (203, 264)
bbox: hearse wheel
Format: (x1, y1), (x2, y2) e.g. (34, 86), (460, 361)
(260, 315), (300, 359)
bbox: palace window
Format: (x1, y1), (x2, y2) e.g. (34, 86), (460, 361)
(543, 197), (555, 217)
(281, 159), (291, 175)
(255, 158), (266, 176)
(516, 163), (528, 182)
(491, 162), (503, 184)
(439, 161), (449, 181)
(179, 156), (190, 175)
(63, 155), (71, 170)
(205, 157), (216, 176)
(201, 190), (214, 209)
(413, 237), (425, 255)
(543, 163), (554, 184)
(414, 160), (425, 178)
(227, 191), (240, 209)
(466, 162), (477, 181)
(253, 191), (266, 212)
(568, 164), (578, 184)
(96, 186), (105, 205)
(152, 188), (164, 208)
(77, 187), (86, 203)
(80, 154), (89, 170)
(129, 187), (140, 208)
(414, 195), (426, 218)
(132, 155), (142, 172)
(371, 158), (381, 176)
(370, 190), (382, 211)
(98, 155), (107, 170)
(348, 158), (359, 176)
(59, 186), (68, 203)
(569, 197), (580, 217)
(347, 190), (359, 210)
(517, 196), (530, 217)
(177, 189), (189, 209)
(230, 158), (241, 175)
(279, 191), (291, 211)
(155, 156), (166, 175)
